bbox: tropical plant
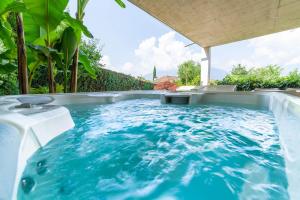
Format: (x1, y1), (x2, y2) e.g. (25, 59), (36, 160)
(23, 0), (69, 93)
(0, 0), (20, 49)
(16, 11), (29, 93)
(69, 0), (90, 93)
(177, 60), (201, 85)
(30, 39), (153, 92)
(0, 72), (18, 95)
(23, 0), (96, 93)
(60, 27), (77, 92)
(0, 0), (28, 94)
(70, 0), (126, 92)
(1, 0), (128, 95)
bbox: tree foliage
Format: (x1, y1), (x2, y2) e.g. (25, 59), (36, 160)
(153, 66), (157, 81)
(0, 0), (127, 95)
(80, 39), (102, 68)
(177, 60), (201, 85)
(30, 38), (153, 93)
(218, 64), (300, 91)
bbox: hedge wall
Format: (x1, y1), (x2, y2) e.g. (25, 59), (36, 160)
(217, 77), (300, 91)
(31, 67), (153, 92)
(216, 65), (300, 91)
(77, 68), (153, 92)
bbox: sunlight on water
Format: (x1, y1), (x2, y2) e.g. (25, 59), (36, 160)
(18, 99), (289, 200)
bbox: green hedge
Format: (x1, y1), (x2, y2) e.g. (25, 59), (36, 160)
(31, 67), (153, 92)
(216, 65), (300, 91)
(217, 77), (300, 91)
(77, 68), (153, 92)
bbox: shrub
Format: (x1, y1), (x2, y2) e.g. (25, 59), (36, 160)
(217, 65), (300, 91)
(30, 84), (64, 94)
(77, 68), (153, 92)
(177, 60), (201, 85)
(31, 66), (153, 92)
(30, 37), (153, 93)
(0, 73), (19, 95)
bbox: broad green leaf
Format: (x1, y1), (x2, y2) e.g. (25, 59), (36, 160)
(28, 44), (63, 71)
(23, 0), (68, 32)
(79, 50), (96, 79)
(28, 60), (39, 71)
(0, 21), (14, 48)
(28, 44), (51, 57)
(64, 12), (93, 39)
(62, 27), (77, 65)
(115, 0), (126, 8)
(0, 49), (16, 60)
(23, 12), (41, 43)
(51, 50), (63, 69)
(28, 44), (60, 58)
(0, 62), (17, 74)
(0, 0), (13, 14)
(31, 21), (68, 46)
(0, 1), (26, 16)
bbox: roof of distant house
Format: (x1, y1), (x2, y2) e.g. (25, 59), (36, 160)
(154, 76), (178, 84)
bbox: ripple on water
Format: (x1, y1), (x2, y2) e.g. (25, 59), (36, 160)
(18, 99), (289, 200)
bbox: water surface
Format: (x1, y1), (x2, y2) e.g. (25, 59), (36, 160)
(18, 99), (288, 200)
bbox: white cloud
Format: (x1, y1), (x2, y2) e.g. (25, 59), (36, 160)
(132, 32), (203, 76)
(226, 28), (300, 73)
(249, 28), (300, 66)
(214, 28), (300, 76)
(119, 62), (134, 74)
(100, 55), (111, 67)
(103, 28), (300, 78)
(104, 32), (203, 77)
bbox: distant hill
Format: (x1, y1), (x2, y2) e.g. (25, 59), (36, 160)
(211, 68), (228, 80)
(143, 67), (228, 81)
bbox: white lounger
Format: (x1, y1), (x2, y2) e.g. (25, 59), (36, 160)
(194, 85), (237, 92)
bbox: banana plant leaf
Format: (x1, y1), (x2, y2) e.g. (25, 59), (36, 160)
(62, 27), (77, 66)
(64, 12), (93, 40)
(0, 1), (26, 16)
(79, 49), (96, 79)
(0, 49), (16, 60)
(0, 0), (14, 14)
(23, 12), (42, 43)
(0, 62), (17, 74)
(30, 21), (67, 46)
(30, 15), (92, 47)
(0, 21), (14, 48)
(28, 44), (62, 59)
(115, 0), (126, 8)
(23, 0), (68, 32)
(28, 44), (63, 70)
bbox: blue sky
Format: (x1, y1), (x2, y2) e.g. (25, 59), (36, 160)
(68, 0), (300, 80)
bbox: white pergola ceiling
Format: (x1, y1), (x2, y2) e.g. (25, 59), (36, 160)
(129, 0), (300, 47)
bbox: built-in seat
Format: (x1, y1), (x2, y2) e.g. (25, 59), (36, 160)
(0, 123), (21, 200)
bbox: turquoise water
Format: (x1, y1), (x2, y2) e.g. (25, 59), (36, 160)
(18, 99), (289, 200)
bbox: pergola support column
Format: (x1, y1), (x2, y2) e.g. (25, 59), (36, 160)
(200, 47), (211, 86)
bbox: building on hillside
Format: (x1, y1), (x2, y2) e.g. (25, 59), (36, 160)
(154, 76), (178, 91)
(154, 76), (178, 84)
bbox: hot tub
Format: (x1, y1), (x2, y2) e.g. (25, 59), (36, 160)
(1, 91), (299, 200)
